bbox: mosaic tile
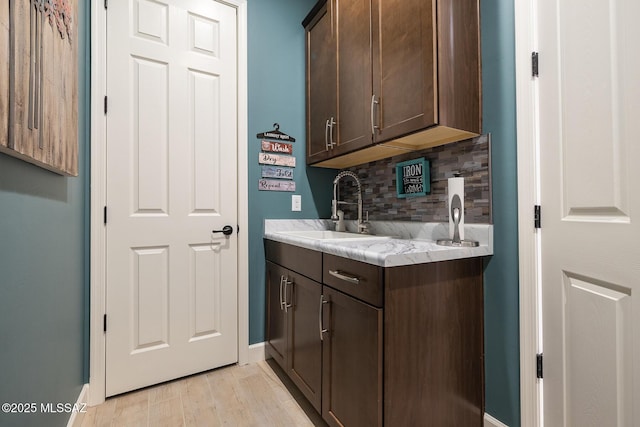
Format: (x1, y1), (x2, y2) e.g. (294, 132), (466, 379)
(336, 134), (491, 223)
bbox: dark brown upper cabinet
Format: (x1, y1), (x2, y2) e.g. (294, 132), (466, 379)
(303, 0), (481, 169)
(305, 1), (337, 164)
(304, 0), (373, 165)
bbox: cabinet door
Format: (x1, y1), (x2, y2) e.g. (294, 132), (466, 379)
(305, 1), (336, 164)
(371, 0), (437, 142)
(384, 259), (484, 426)
(332, 0), (374, 157)
(321, 286), (383, 427)
(265, 261), (286, 369)
(287, 273), (322, 412)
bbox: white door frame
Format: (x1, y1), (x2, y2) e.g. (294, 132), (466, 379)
(88, 0), (249, 406)
(515, 0), (541, 426)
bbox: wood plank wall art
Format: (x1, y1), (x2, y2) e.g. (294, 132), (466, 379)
(257, 124), (297, 192)
(0, 0), (78, 176)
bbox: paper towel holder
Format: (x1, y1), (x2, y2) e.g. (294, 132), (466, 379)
(436, 190), (479, 247)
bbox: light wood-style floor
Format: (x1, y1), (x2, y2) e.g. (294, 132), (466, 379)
(80, 360), (326, 427)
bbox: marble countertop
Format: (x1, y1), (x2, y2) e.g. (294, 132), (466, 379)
(264, 219), (493, 267)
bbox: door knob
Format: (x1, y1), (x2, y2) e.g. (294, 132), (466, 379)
(212, 225), (234, 236)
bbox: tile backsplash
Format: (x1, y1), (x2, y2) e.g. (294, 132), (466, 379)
(337, 134), (491, 223)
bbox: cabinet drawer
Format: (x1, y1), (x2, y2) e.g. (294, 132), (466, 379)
(265, 240), (322, 282)
(323, 254), (383, 307)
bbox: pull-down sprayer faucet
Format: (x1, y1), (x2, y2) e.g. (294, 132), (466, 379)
(331, 171), (369, 234)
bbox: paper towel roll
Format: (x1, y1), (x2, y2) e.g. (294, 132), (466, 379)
(448, 177), (464, 240)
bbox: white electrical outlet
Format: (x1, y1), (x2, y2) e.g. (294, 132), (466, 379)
(291, 195), (302, 211)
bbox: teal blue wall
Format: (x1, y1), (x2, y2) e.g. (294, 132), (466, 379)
(481, 1), (521, 426)
(0, 1), (89, 426)
(247, 0), (336, 344)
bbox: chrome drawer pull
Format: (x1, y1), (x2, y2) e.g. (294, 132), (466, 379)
(319, 295), (328, 341)
(328, 269), (360, 285)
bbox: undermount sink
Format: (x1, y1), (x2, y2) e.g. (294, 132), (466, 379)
(276, 230), (392, 242)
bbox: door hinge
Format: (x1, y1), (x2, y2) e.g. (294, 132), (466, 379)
(534, 205), (541, 229)
(103, 206), (108, 224)
(104, 0), (108, 10)
(532, 52), (539, 77)
(104, 96), (108, 114)
(536, 353), (543, 378)
(103, 314), (107, 332)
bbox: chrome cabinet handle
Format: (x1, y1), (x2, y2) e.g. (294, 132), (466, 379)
(284, 279), (293, 313)
(328, 117), (336, 148)
(325, 119), (330, 150)
(279, 275), (285, 311)
(328, 269), (360, 285)
(371, 95), (380, 135)
(319, 295), (328, 341)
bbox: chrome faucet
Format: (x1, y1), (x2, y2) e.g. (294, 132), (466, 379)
(331, 171), (369, 234)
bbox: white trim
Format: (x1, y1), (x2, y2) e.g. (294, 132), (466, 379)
(235, 0), (250, 367)
(515, 0), (541, 426)
(247, 342), (267, 364)
(485, 413), (510, 427)
(89, 0), (107, 407)
(89, 0), (249, 405)
(66, 384), (89, 427)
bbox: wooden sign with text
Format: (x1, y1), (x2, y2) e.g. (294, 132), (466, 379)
(258, 179), (296, 192)
(258, 152), (296, 167)
(261, 166), (294, 180)
(261, 140), (293, 154)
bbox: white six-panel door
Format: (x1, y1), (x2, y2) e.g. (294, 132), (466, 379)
(539, 0), (640, 424)
(105, 0), (238, 396)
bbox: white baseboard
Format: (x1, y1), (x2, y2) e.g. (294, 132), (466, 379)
(67, 384), (89, 427)
(246, 342), (266, 364)
(485, 413), (509, 427)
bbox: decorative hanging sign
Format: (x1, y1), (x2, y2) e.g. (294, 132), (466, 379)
(256, 123), (297, 192)
(261, 140), (293, 154)
(259, 152), (296, 167)
(396, 158), (430, 198)
(261, 166), (294, 180)
(259, 179), (296, 192)
(256, 123), (296, 142)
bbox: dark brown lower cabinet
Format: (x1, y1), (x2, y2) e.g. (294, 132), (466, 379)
(384, 258), (484, 426)
(321, 286), (382, 427)
(288, 272), (322, 411)
(266, 261), (287, 368)
(265, 261), (322, 412)
(266, 240), (484, 426)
